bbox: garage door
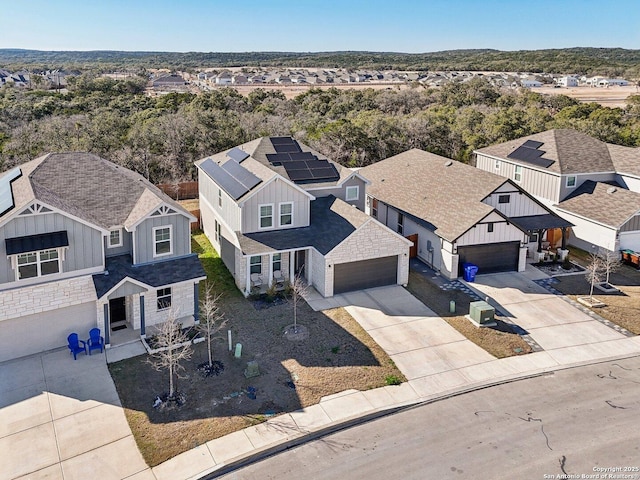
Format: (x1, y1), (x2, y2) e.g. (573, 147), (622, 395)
(334, 255), (398, 294)
(0, 302), (97, 363)
(457, 241), (519, 276)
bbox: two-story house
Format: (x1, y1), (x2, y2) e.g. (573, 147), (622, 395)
(359, 149), (571, 279)
(0, 152), (206, 362)
(196, 137), (411, 297)
(474, 129), (640, 253)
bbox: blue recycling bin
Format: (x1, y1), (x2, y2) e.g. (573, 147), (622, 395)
(463, 263), (479, 282)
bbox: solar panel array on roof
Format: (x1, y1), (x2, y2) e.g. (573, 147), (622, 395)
(0, 167), (22, 216)
(268, 137), (340, 184)
(200, 158), (262, 200)
(507, 142), (555, 169)
(227, 147), (249, 163)
(522, 140), (544, 149)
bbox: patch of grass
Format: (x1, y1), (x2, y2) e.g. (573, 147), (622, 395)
(406, 271), (532, 358)
(191, 230), (240, 298)
(385, 375), (403, 386)
(110, 300), (405, 466)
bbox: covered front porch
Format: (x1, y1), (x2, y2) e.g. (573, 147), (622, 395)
(244, 248), (311, 295)
(510, 214), (574, 263)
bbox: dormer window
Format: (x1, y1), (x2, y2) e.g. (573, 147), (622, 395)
(346, 186), (359, 201)
(108, 229), (123, 248)
(153, 226), (173, 257)
(566, 176), (576, 188)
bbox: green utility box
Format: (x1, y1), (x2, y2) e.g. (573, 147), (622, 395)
(469, 301), (495, 325)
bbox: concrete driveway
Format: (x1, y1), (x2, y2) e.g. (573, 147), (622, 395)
(0, 349), (152, 480)
(464, 271), (626, 351)
(335, 286), (495, 394)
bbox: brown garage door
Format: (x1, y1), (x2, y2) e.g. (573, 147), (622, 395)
(457, 241), (519, 276)
(334, 255), (398, 294)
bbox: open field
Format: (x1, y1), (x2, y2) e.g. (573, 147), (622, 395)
(535, 84), (638, 108)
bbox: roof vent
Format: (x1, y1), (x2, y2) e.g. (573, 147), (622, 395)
(444, 160), (453, 167)
(607, 187), (617, 194)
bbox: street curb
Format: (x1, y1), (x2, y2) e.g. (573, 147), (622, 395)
(198, 351), (640, 479)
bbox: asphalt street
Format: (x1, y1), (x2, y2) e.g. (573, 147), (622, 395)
(217, 356), (640, 480)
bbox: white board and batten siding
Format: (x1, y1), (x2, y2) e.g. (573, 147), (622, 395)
(134, 214), (192, 264)
(484, 183), (549, 217)
(616, 174), (640, 194)
(0, 211), (104, 286)
(198, 168), (242, 232)
(241, 178), (310, 234)
(456, 211), (525, 247)
(556, 208), (618, 252)
(619, 214), (640, 251)
(476, 154), (561, 204)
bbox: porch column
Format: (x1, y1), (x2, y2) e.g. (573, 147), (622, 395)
(561, 227), (567, 250)
(537, 229), (544, 253)
(289, 250), (295, 281)
(268, 252), (273, 287)
(139, 295), (146, 337)
(307, 248), (312, 284)
(245, 256), (251, 293)
(103, 303), (110, 345)
(193, 283), (200, 324)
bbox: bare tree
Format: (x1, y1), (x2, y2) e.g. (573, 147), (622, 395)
(197, 284), (226, 369)
(599, 249), (621, 286)
(289, 269), (309, 334)
(585, 253), (604, 303)
(147, 310), (193, 400)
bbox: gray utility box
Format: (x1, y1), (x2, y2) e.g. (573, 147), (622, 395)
(469, 301), (495, 325)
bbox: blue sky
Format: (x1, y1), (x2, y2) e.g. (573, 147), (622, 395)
(2, 0), (639, 52)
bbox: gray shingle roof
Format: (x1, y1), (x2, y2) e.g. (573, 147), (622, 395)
(359, 149), (507, 242)
(475, 129), (639, 175)
(2, 152), (190, 230)
(556, 181), (640, 228)
(237, 195), (369, 255)
(92, 254), (206, 299)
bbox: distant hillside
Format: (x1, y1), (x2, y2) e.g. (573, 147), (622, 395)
(1, 48), (639, 78)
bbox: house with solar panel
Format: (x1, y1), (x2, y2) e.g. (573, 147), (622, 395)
(474, 129), (640, 254)
(195, 137), (412, 297)
(359, 150), (571, 279)
(0, 153), (206, 362)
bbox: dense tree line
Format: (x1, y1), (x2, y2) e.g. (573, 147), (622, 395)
(2, 48), (640, 78)
(1, 77), (639, 183)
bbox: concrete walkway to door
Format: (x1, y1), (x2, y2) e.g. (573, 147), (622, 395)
(0, 348), (152, 480)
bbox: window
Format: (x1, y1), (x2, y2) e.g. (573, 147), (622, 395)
(259, 204), (273, 229)
(273, 253), (281, 272)
(157, 287), (172, 310)
(530, 232), (539, 244)
(371, 198), (378, 218)
(514, 165), (522, 183)
(566, 176), (576, 188)
(17, 249), (60, 280)
(487, 222), (494, 233)
(214, 220), (221, 242)
(346, 185), (359, 201)
(397, 213), (404, 235)
(498, 195), (510, 204)
(108, 229), (122, 248)
(279, 202), (293, 227)
(218, 188), (222, 207)
(250, 256), (262, 274)
(153, 226), (172, 257)
(495, 160), (501, 170)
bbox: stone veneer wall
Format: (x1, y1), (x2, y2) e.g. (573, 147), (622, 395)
(325, 220), (410, 297)
(0, 275), (97, 322)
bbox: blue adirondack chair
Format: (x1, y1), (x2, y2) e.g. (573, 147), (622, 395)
(87, 328), (104, 355)
(67, 333), (87, 360)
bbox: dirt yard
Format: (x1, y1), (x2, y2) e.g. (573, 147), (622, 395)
(406, 271), (532, 358)
(109, 234), (404, 466)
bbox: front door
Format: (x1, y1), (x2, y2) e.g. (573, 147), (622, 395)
(109, 297), (126, 330)
(295, 250), (306, 276)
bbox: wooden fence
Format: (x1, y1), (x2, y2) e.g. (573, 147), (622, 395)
(157, 181), (199, 200)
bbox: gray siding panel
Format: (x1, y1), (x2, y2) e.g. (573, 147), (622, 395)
(134, 215), (191, 264)
(307, 176), (367, 211)
(0, 212), (103, 285)
(105, 230), (133, 257)
(220, 236), (237, 274)
(621, 215), (640, 233)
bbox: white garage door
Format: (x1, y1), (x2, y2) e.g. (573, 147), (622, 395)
(619, 231), (640, 252)
(0, 302), (97, 363)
